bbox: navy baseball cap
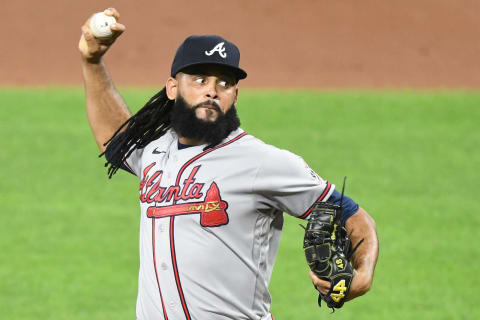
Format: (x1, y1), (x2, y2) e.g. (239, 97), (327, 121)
(171, 35), (247, 81)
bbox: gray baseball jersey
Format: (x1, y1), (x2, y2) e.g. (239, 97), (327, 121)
(121, 128), (335, 320)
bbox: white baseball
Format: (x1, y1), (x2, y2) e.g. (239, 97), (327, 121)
(89, 12), (116, 38)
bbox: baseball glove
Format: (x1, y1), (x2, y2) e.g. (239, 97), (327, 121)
(302, 186), (363, 310)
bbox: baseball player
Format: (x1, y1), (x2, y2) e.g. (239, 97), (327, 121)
(79, 8), (378, 320)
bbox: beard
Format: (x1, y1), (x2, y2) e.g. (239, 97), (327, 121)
(170, 94), (241, 147)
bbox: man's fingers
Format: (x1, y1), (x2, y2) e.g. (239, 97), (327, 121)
(110, 22), (126, 33)
(111, 22), (125, 32)
(81, 25), (95, 43)
(110, 22), (126, 40)
(81, 21), (124, 46)
(99, 44), (110, 52)
(104, 7), (120, 21)
(309, 271), (331, 295)
(79, 10), (124, 62)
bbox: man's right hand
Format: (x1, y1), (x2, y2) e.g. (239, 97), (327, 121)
(78, 8), (125, 63)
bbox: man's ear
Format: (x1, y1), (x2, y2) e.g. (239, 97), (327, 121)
(234, 86), (239, 104)
(166, 77), (178, 100)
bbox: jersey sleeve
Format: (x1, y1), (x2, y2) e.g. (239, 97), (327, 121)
(326, 189), (360, 225)
(252, 147), (335, 219)
(104, 132), (144, 178)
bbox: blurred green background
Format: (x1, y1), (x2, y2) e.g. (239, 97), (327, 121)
(1, 88), (479, 319)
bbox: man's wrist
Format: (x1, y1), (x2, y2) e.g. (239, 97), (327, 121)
(81, 53), (103, 65)
(346, 269), (372, 300)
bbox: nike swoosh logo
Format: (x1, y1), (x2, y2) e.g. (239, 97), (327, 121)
(152, 147), (166, 154)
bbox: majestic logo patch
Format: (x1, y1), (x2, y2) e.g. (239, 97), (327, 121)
(205, 42), (227, 58)
(139, 163), (229, 227)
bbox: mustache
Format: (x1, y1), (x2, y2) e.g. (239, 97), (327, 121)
(193, 100), (222, 114)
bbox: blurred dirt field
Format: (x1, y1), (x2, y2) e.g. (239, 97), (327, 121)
(1, 0), (479, 88)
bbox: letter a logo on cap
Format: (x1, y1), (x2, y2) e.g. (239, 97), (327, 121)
(205, 42), (227, 58)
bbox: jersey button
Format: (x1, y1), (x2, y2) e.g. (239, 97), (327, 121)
(161, 263), (168, 271)
(168, 301), (176, 310)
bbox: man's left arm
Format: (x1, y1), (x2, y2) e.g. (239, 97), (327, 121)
(344, 207), (378, 300)
(310, 207), (379, 301)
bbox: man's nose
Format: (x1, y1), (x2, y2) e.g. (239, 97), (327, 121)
(205, 79), (218, 99)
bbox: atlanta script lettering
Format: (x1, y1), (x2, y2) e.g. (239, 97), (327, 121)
(139, 163), (205, 204)
(139, 163), (229, 227)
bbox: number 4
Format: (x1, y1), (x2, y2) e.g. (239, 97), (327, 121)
(331, 280), (347, 302)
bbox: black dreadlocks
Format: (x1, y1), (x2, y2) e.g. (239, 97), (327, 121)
(100, 87), (174, 178)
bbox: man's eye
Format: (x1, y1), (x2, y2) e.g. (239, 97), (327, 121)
(219, 80), (229, 87)
(194, 78), (205, 84)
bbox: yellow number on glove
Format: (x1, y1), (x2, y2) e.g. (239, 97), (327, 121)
(335, 258), (344, 269)
(331, 293), (344, 302)
(333, 280), (347, 293)
(331, 279), (347, 302)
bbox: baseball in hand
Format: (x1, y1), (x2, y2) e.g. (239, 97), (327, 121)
(89, 12), (116, 38)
